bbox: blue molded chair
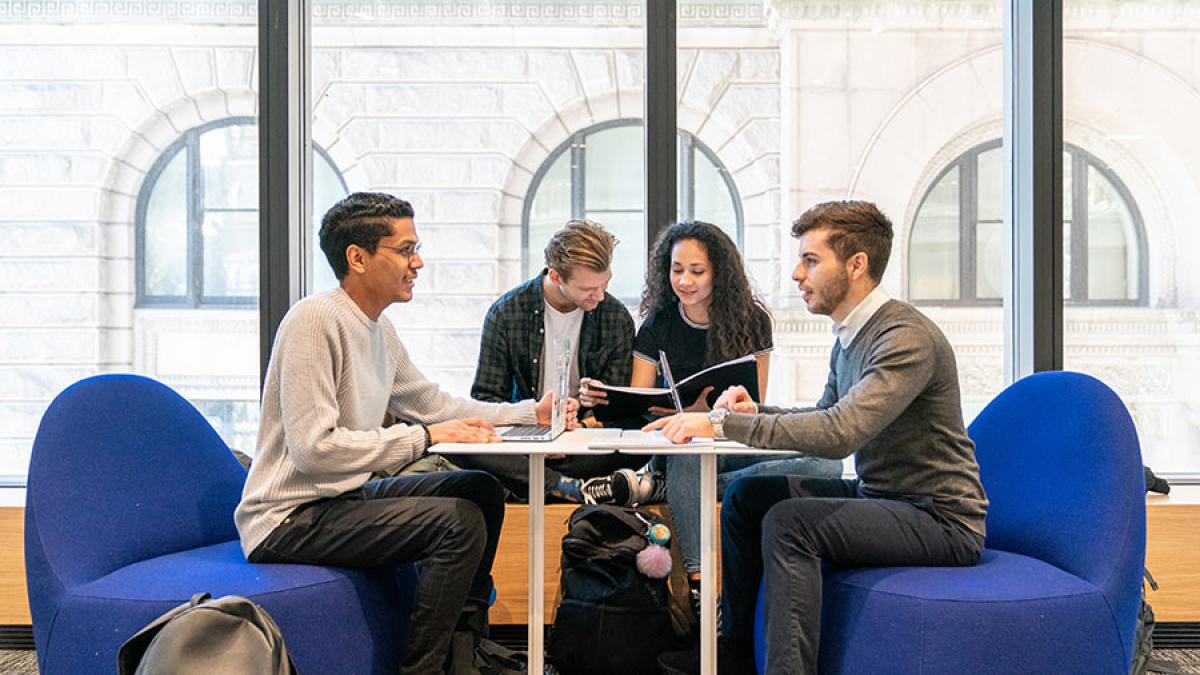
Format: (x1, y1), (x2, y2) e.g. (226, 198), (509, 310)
(25, 374), (417, 675)
(753, 371), (1146, 674)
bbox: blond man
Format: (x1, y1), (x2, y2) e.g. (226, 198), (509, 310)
(461, 219), (644, 502)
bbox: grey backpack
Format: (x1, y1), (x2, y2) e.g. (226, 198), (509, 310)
(118, 593), (297, 675)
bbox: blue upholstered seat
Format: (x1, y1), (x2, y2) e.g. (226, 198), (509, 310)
(25, 374), (416, 675)
(754, 371), (1146, 674)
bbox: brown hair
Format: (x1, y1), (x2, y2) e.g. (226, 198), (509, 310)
(791, 200), (894, 282)
(543, 219), (618, 279)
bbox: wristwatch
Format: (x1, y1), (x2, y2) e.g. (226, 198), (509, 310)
(708, 407), (730, 439)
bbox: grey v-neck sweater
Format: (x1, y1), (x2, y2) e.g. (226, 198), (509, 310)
(723, 300), (988, 536)
(235, 288), (536, 556)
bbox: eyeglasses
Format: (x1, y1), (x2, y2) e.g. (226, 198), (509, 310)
(378, 242), (422, 260)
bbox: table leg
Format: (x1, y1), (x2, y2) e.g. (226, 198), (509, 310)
(700, 453), (717, 675)
(529, 453), (545, 674)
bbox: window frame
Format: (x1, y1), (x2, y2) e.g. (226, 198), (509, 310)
(908, 139), (1148, 307)
(519, 119), (744, 286)
(136, 117), (345, 309)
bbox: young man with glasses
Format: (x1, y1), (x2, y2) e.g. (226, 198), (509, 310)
(235, 192), (572, 674)
(453, 219), (646, 503)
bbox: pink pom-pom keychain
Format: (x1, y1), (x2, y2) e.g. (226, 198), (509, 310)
(636, 542), (673, 579)
(633, 515), (673, 579)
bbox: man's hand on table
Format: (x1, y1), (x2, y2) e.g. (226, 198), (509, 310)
(428, 418), (501, 444)
(641, 412), (715, 445)
(713, 385), (758, 414)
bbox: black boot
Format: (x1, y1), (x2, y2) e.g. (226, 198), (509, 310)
(446, 606), (528, 675)
(657, 638), (756, 675)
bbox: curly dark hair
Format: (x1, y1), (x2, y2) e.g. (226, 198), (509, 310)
(319, 192), (415, 280)
(640, 221), (772, 366)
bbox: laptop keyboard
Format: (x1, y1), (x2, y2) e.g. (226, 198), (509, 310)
(502, 425), (550, 436)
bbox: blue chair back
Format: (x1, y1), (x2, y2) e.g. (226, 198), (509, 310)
(25, 374), (247, 641)
(967, 370), (1145, 656)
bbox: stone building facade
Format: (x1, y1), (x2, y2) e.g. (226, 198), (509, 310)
(0, 0), (1196, 478)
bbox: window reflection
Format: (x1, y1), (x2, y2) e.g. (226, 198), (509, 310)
(909, 141), (1144, 305)
(523, 121), (741, 301)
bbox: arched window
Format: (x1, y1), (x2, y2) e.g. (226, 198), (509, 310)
(523, 120), (743, 301)
(136, 117), (347, 306)
(909, 140), (1147, 305)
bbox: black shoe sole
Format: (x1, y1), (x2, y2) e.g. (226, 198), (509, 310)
(610, 472), (632, 505)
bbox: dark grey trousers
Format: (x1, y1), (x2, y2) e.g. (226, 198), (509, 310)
(248, 470), (505, 675)
(719, 475), (984, 675)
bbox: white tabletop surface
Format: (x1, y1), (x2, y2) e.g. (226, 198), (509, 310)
(434, 428), (802, 456)
(434, 428), (619, 455)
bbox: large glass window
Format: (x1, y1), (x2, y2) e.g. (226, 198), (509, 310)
(309, 2), (646, 396)
(1063, 5), (1200, 475)
(0, 2), (261, 483)
(134, 119), (346, 455)
(523, 121), (742, 300)
(139, 118), (346, 307)
(909, 141), (1146, 306)
(759, 2), (1006, 420)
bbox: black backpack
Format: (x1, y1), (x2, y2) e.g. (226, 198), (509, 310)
(1131, 467), (1180, 675)
(548, 505), (686, 675)
(118, 593), (296, 675)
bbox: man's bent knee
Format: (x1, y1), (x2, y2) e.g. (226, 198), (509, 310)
(722, 475), (777, 526)
(456, 470), (506, 509)
(442, 500), (488, 557)
(762, 500), (818, 559)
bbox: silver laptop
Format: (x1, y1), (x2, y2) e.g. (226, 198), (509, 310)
(500, 338), (570, 442)
(498, 392), (566, 442)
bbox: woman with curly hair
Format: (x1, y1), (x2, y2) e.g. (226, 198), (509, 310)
(582, 221), (841, 609)
(632, 220), (774, 403)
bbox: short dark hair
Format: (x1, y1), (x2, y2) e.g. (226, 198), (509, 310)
(791, 200), (894, 283)
(319, 192), (415, 280)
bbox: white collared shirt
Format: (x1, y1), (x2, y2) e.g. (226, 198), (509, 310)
(832, 285), (891, 350)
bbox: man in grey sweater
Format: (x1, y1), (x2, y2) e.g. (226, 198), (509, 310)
(649, 201), (988, 675)
(235, 192), (570, 675)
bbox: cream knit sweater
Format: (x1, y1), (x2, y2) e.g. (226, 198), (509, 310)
(235, 287), (535, 555)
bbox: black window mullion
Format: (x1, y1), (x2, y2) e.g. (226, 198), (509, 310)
(644, 0), (677, 253)
(259, 0), (309, 385)
(1005, 0), (1064, 377)
(186, 131), (203, 308)
(1070, 150), (1088, 302)
(961, 153), (979, 301)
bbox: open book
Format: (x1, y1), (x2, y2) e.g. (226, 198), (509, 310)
(592, 353), (759, 423)
(587, 430), (750, 450)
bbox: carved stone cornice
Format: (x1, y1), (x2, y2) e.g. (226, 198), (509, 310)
(0, 1), (766, 26)
(772, 307), (1200, 342)
(766, 0), (1200, 30)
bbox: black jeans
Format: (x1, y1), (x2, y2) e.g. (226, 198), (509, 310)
(448, 452), (648, 499)
(248, 470), (505, 675)
(719, 475), (984, 675)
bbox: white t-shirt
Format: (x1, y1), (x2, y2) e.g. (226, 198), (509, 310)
(539, 300), (584, 398)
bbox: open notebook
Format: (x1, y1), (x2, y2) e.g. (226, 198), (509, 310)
(591, 353), (758, 423)
(586, 430), (748, 450)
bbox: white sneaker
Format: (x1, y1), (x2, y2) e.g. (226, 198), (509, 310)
(611, 469), (668, 506)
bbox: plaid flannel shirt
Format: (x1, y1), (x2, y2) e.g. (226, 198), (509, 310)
(471, 270), (635, 404)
